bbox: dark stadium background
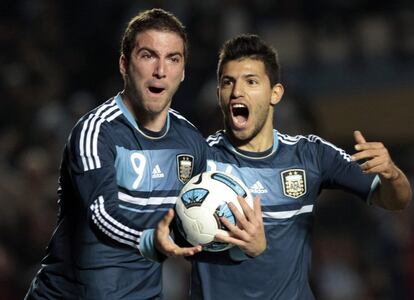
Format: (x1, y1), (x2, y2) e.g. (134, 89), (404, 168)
(1, 1), (413, 299)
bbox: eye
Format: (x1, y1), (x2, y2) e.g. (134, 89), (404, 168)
(140, 51), (153, 59)
(247, 78), (258, 85)
(169, 55), (181, 63)
(221, 78), (232, 87)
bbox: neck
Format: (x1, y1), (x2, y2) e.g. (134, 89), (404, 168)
(121, 91), (167, 132)
(229, 129), (274, 153)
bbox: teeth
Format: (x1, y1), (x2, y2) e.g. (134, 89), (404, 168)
(232, 104), (246, 108)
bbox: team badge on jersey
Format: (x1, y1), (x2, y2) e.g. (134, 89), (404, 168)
(281, 169), (306, 199)
(177, 154), (194, 183)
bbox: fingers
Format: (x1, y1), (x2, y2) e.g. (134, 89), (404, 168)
(350, 132), (398, 179)
(167, 245), (203, 257)
(354, 130), (384, 151)
(351, 146), (386, 161)
(359, 156), (398, 179)
(353, 130), (366, 145)
(216, 196), (264, 245)
(215, 195), (266, 257)
(354, 142), (385, 152)
(160, 240), (202, 257)
(232, 196), (252, 228)
(155, 208), (202, 257)
(252, 196), (262, 219)
(351, 130), (386, 162)
(235, 195), (261, 221)
(226, 196), (259, 232)
(215, 217), (253, 248)
(219, 214), (245, 237)
(215, 232), (246, 247)
(229, 198), (247, 224)
(360, 156), (387, 173)
(159, 208), (174, 228)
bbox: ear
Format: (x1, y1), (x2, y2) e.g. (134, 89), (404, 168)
(181, 69), (185, 82)
(216, 86), (222, 108)
(270, 83), (284, 105)
(119, 54), (127, 78)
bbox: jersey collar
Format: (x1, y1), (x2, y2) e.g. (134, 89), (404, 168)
(223, 130), (279, 160)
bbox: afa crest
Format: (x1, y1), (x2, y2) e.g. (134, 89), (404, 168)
(281, 169), (306, 199)
(177, 154), (194, 184)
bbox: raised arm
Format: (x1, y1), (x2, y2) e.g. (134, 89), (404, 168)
(351, 130), (412, 210)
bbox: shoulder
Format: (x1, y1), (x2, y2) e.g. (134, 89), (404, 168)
(277, 132), (322, 145)
(277, 132), (351, 161)
(69, 97), (124, 147)
(73, 98), (122, 133)
(168, 108), (204, 139)
(169, 108), (197, 129)
(206, 130), (226, 147)
(277, 132), (333, 149)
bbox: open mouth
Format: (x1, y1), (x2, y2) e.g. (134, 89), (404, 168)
(231, 103), (249, 127)
(148, 86), (165, 94)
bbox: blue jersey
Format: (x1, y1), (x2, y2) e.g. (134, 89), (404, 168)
(26, 94), (207, 300)
(191, 130), (378, 300)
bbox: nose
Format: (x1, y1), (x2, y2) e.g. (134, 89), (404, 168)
(153, 59), (166, 79)
(231, 80), (243, 99)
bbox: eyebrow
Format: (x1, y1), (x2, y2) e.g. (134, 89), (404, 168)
(243, 73), (260, 79)
(221, 73), (259, 80)
(136, 47), (183, 58)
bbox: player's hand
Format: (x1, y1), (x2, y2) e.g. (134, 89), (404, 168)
(351, 130), (400, 180)
(155, 209), (202, 257)
(215, 196), (266, 257)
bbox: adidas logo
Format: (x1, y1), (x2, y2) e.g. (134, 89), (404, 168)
(152, 164), (164, 178)
(250, 181), (268, 194)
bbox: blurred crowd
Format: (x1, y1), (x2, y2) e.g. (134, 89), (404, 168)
(1, 0), (413, 299)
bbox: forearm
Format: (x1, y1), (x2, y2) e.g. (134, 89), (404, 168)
(373, 166), (412, 210)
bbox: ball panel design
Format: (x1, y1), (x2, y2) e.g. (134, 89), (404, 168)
(175, 171), (253, 252)
(180, 188), (209, 208)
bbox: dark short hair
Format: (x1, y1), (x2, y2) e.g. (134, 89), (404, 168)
(120, 8), (188, 61)
(217, 34), (280, 86)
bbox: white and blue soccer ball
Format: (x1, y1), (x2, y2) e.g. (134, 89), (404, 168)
(175, 171), (253, 252)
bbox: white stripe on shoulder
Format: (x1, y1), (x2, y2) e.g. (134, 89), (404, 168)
(277, 133), (351, 161)
(206, 131), (225, 146)
(79, 99), (121, 171)
(79, 114), (94, 171)
(169, 109), (196, 128)
(277, 132), (306, 144)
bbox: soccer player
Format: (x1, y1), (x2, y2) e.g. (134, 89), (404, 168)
(25, 9), (206, 299)
(153, 34), (412, 299)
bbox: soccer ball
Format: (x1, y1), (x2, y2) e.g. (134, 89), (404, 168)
(175, 171), (253, 252)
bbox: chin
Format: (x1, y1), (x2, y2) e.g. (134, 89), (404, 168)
(145, 99), (171, 112)
(229, 129), (252, 142)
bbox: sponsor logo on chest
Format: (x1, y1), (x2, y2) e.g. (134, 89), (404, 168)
(249, 180), (268, 194)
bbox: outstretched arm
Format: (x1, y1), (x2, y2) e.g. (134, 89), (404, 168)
(351, 130), (412, 210)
